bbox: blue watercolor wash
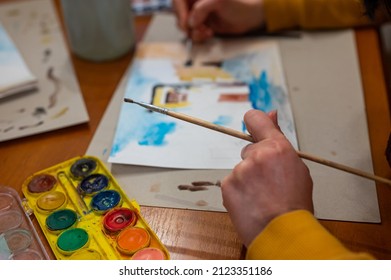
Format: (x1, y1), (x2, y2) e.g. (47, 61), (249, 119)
(110, 60), (164, 157)
(242, 121), (247, 133)
(248, 70), (272, 112)
(213, 115), (232, 126)
(0, 24), (25, 64)
(222, 53), (274, 112)
(0, 25), (14, 51)
(139, 122), (176, 146)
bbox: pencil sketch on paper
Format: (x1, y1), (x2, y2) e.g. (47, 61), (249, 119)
(109, 40), (297, 169)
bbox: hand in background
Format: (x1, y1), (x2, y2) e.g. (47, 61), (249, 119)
(172, 0), (266, 42)
(221, 110), (314, 247)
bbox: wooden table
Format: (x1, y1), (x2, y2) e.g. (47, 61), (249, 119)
(1, 0), (390, 260)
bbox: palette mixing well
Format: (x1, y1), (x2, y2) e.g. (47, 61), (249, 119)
(0, 186), (49, 260)
(22, 156), (169, 260)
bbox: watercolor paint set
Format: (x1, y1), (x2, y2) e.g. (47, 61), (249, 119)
(18, 155), (169, 260)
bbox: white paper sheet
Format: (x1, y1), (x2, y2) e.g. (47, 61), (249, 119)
(0, 22), (37, 99)
(0, 0), (89, 142)
(108, 40), (297, 169)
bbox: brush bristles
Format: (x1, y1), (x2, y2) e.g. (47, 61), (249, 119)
(124, 98), (134, 103)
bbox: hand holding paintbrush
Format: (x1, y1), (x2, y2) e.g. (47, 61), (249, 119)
(172, 0), (266, 42)
(174, 0), (212, 67)
(124, 98), (391, 186)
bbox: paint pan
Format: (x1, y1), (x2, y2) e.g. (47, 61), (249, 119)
(90, 190), (121, 214)
(131, 247), (166, 260)
(0, 234), (11, 260)
(27, 174), (57, 194)
(56, 228), (89, 255)
(9, 248), (43, 260)
(0, 192), (14, 212)
(0, 186), (50, 260)
(69, 248), (102, 260)
(78, 173), (109, 195)
(116, 227), (150, 255)
(36, 191), (67, 213)
(3, 229), (32, 253)
(70, 157), (97, 179)
(45, 209), (77, 233)
(0, 210), (22, 233)
(103, 207), (137, 235)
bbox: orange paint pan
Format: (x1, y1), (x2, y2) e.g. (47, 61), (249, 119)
(116, 227), (150, 255)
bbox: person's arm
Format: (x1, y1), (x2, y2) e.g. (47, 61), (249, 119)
(247, 210), (374, 259)
(172, 0), (385, 40)
(172, 0), (265, 41)
(263, 0), (374, 32)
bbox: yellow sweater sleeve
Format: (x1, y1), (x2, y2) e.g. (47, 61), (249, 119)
(246, 210), (374, 260)
(263, 0), (374, 32)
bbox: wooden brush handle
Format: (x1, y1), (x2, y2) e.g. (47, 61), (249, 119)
(168, 110), (391, 186)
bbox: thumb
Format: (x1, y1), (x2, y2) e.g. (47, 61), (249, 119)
(244, 109), (283, 142)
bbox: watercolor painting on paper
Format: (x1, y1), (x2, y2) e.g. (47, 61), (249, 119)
(109, 39), (297, 169)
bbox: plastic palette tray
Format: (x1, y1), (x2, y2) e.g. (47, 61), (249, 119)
(21, 155), (169, 260)
(0, 186), (49, 260)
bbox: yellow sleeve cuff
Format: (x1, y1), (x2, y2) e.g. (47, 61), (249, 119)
(263, 0), (372, 32)
(246, 210), (374, 260)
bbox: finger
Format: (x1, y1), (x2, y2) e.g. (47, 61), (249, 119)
(240, 143), (254, 159)
(244, 109), (283, 142)
(191, 25), (214, 42)
(267, 110), (283, 133)
(267, 110), (278, 127)
(173, 0), (192, 31)
(189, 0), (220, 28)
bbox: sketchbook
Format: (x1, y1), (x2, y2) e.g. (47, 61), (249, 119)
(88, 14), (380, 223)
(0, 0), (89, 142)
(0, 22), (37, 99)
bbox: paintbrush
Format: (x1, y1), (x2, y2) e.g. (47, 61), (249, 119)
(183, 2), (195, 67)
(123, 98), (391, 186)
(184, 36), (193, 67)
